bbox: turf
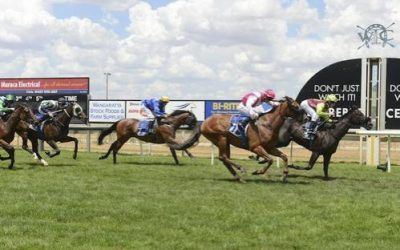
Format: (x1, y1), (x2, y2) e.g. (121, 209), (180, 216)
(0, 150), (398, 249)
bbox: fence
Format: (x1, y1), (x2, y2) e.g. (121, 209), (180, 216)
(10, 125), (400, 167)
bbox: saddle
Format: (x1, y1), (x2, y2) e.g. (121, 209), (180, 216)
(229, 102), (275, 149)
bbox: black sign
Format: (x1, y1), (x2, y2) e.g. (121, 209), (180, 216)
(296, 59), (362, 118)
(385, 58), (400, 129)
(15, 94), (88, 124)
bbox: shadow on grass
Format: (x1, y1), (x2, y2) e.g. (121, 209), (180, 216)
(216, 177), (311, 185)
(118, 160), (183, 167)
(0, 166), (24, 171)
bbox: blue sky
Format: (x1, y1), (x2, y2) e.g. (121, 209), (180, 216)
(2, 0), (397, 100)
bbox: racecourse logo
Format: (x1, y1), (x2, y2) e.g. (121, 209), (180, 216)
(357, 23), (395, 49)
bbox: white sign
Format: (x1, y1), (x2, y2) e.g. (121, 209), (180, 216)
(126, 100), (205, 121)
(89, 101), (126, 122)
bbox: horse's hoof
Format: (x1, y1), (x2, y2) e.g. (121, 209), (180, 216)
(45, 151), (51, 156)
(99, 156), (105, 160)
(8, 165), (14, 170)
(252, 170), (260, 175)
(234, 176), (246, 183)
(32, 153), (38, 160)
(41, 159), (49, 166)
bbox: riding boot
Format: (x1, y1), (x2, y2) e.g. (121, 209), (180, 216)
(303, 121), (317, 140)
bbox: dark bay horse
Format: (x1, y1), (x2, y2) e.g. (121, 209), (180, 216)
(201, 97), (301, 182)
(98, 110), (201, 164)
(277, 106), (372, 179)
(16, 102), (87, 161)
(0, 104), (37, 169)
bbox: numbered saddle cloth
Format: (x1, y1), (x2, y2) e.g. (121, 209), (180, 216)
(137, 120), (155, 136)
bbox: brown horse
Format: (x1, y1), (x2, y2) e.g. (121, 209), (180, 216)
(201, 97), (301, 182)
(98, 110), (200, 164)
(16, 102), (87, 161)
(0, 104), (37, 169)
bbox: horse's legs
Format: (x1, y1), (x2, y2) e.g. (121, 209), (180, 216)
(20, 132), (34, 154)
(170, 148), (180, 165)
(59, 136), (79, 159)
(211, 136), (241, 181)
(266, 147), (289, 183)
(28, 132), (48, 166)
(289, 152), (320, 170)
(0, 139), (15, 169)
(112, 136), (129, 164)
(184, 149), (194, 158)
(323, 153), (332, 180)
(99, 142), (114, 160)
(45, 140), (61, 158)
(251, 146), (273, 175)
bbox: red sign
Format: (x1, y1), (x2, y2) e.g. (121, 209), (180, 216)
(0, 77), (89, 94)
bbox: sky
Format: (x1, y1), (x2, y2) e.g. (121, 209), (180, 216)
(0, 0), (399, 100)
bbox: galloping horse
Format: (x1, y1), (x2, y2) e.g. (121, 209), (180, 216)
(277, 105), (372, 179)
(98, 110), (201, 164)
(0, 104), (37, 169)
(201, 97), (301, 182)
(16, 102), (87, 160)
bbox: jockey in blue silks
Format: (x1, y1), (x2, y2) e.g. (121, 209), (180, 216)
(137, 96), (170, 136)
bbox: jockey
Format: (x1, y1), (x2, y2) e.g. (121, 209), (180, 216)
(137, 96), (170, 136)
(0, 94), (15, 119)
(230, 89), (278, 135)
(37, 97), (69, 123)
(300, 94), (338, 140)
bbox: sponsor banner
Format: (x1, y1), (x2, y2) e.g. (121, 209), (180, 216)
(17, 94), (88, 124)
(89, 101), (126, 123)
(125, 101), (145, 120)
(0, 77), (89, 94)
(205, 100), (240, 118)
(385, 58), (400, 129)
(126, 100), (205, 121)
(296, 59), (362, 118)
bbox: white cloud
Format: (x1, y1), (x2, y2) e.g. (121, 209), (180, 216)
(48, 0), (140, 11)
(1, 0), (400, 100)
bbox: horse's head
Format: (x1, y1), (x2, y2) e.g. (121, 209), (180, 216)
(14, 104), (38, 124)
(166, 110), (197, 129)
(346, 105), (372, 130)
(72, 102), (87, 121)
(279, 96), (302, 121)
(64, 102), (87, 122)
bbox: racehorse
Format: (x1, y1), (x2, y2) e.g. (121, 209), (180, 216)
(98, 110), (201, 164)
(201, 97), (301, 182)
(0, 104), (38, 169)
(16, 102), (87, 160)
(277, 105), (372, 179)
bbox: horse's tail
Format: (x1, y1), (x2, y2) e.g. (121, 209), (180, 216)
(98, 121), (119, 145)
(168, 123), (201, 150)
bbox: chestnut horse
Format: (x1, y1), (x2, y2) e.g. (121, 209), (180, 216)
(0, 104), (38, 169)
(201, 97), (301, 182)
(98, 110), (201, 164)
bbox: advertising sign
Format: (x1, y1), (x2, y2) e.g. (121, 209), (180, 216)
(296, 59), (362, 118)
(89, 100), (125, 123)
(126, 100), (205, 121)
(385, 58), (400, 129)
(0, 77), (89, 94)
(205, 100), (240, 118)
(0, 77), (89, 124)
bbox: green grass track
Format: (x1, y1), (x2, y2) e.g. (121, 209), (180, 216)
(0, 150), (399, 249)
